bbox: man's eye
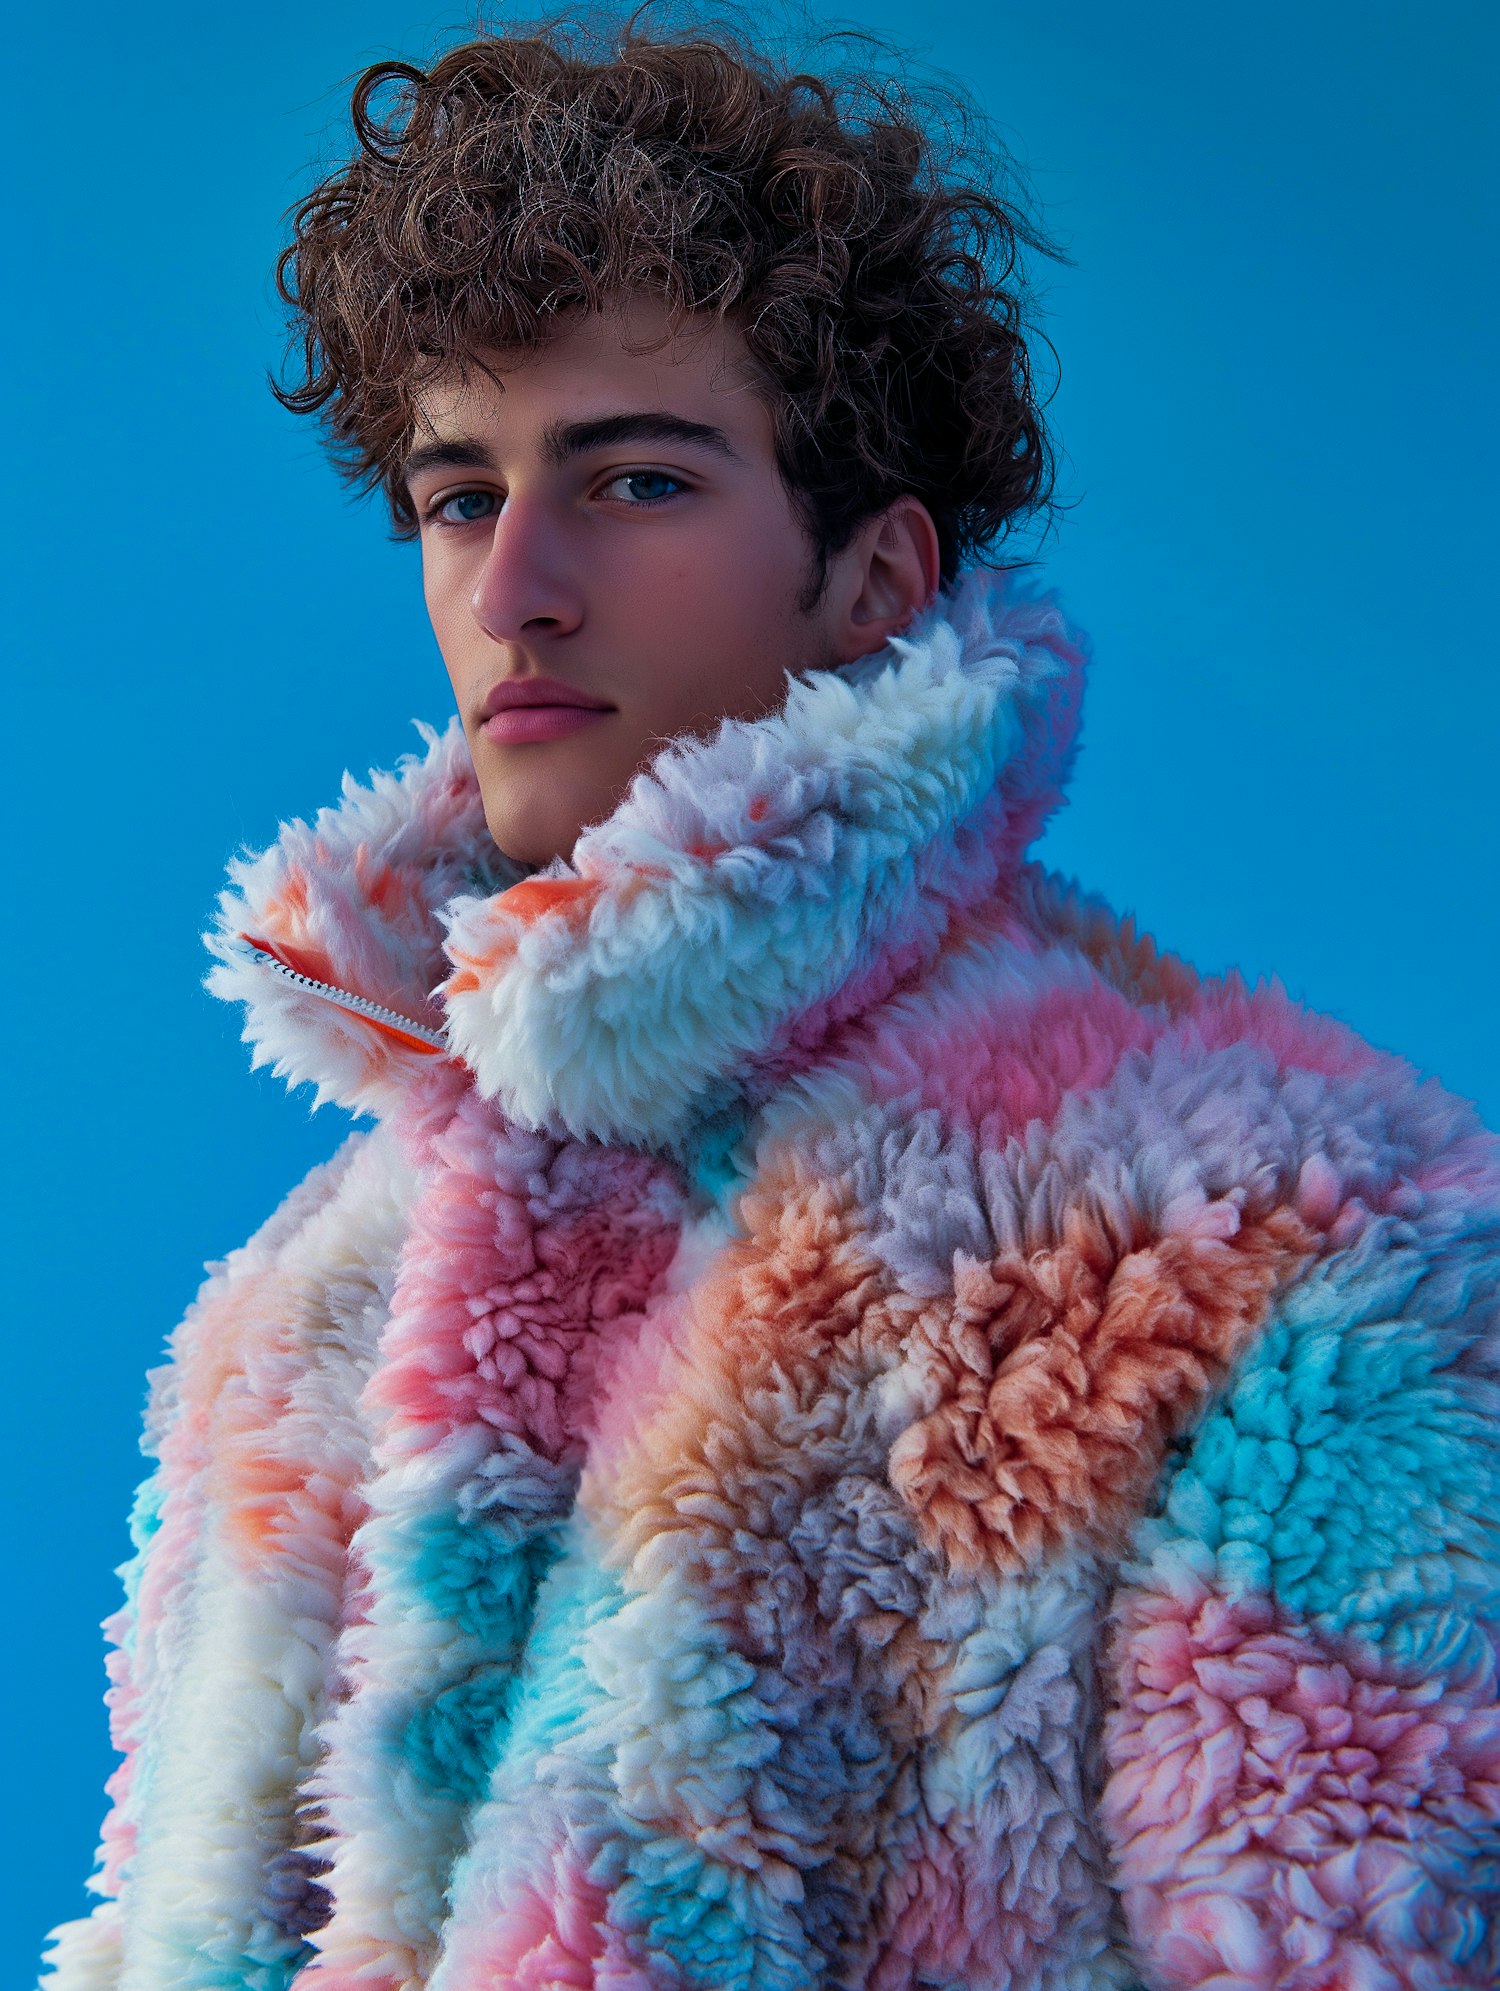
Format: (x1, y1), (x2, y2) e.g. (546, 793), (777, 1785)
(434, 489), (499, 524)
(604, 470), (684, 504)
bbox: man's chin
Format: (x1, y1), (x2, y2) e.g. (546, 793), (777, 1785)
(483, 793), (617, 873)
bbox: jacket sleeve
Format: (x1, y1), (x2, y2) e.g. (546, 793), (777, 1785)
(1098, 1174), (1500, 1989)
(37, 1132), (371, 1991)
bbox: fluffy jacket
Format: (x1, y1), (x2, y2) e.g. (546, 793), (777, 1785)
(41, 570), (1500, 1991)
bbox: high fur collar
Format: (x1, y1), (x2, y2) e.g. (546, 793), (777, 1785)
(205, 567), (1085, 1145)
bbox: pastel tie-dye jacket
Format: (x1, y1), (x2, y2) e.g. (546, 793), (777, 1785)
(42, 570), (1500, 1991)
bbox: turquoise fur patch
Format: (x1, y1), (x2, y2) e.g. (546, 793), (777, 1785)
(406, 1505), (560, 1642)
(614, 1844), (811, 1991)
(1155, 1218), (1500, 1678)
(679, 1098), (754, 1214)
(114, 1469), (167, 1656)
(397, 1506), (565, 1798)
(492, 1547), (627, 1775)
(401, 1664), (517, 1805)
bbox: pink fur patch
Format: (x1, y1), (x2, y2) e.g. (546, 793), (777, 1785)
(1102, 1570), (1500, 1988)
(369, 1093), (683, 1462)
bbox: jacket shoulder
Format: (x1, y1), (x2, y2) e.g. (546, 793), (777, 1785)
(141, 1130), (374, 1425)
(146, 1124), (402, 1446)
(205, 1126), (375, 1281)
(1009, 861), (1493, 1157)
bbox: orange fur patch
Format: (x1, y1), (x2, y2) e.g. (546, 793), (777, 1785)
(888, 1202), (1316, 1577)
(604, 1161), (908, 1565)
(498, 874), (602, 924)
(198, 1265), (365, 1574)
(442, 876), (605, 997)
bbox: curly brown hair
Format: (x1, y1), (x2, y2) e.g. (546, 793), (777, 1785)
(275, 15), (1056, 585)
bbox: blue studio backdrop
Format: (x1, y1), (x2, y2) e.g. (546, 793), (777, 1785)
(3, 2), (1495, 1974)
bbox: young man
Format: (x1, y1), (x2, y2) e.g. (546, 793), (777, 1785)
(42, 23), (1499, 1991)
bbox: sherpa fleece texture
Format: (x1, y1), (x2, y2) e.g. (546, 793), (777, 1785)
(41, 569), (1500, 1991)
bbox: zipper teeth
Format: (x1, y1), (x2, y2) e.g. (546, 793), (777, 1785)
(241, 945), (447, 1049)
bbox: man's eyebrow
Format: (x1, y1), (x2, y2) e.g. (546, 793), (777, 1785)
(401, 413), (742, 489)
(401, 437), (495, 484)
(538, 412), (741, 466)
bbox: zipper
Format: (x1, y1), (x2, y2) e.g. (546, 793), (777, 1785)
(229, 934), (448, 1055)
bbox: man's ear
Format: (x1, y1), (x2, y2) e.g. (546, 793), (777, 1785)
(831, 496), (942, 663)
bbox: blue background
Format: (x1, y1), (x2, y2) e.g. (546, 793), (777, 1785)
(3, 1), (1495, 1972)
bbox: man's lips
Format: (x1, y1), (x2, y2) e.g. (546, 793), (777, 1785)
(482, 705), (613, 746)
(478, 674), (615, 747)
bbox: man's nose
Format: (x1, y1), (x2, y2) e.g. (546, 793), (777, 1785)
(469, 495), (584, 642)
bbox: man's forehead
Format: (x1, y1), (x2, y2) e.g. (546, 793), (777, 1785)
(410, 305), (760, 432)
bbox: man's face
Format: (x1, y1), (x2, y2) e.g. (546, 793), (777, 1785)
(408, 298), (861, 869)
